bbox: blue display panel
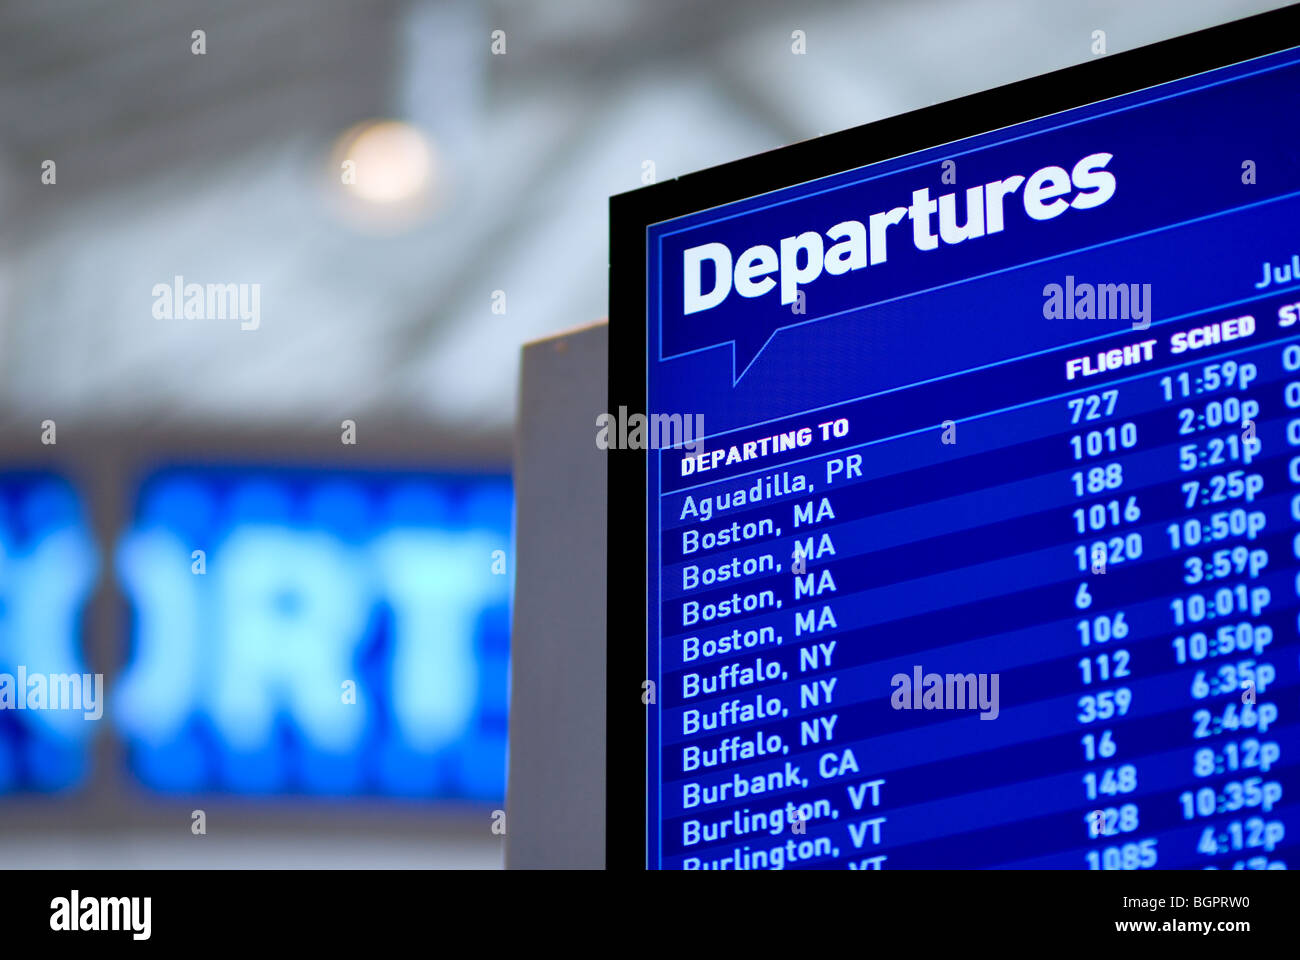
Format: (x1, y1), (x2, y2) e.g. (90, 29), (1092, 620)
(0, 474), (99, 793)
(115, 467), (512, 800)
(646, 47), (1300, 868)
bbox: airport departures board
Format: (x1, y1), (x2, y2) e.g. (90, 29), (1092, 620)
(612, 14), (1300, 870)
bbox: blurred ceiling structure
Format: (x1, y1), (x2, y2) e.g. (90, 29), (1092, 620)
(0, 0), (1286, 450)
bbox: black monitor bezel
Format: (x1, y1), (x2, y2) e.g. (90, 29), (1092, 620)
(607, 3), (1300, 870)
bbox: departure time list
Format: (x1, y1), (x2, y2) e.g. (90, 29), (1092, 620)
(641, 45), (1300, 869)
(653, 307), (1300, 869)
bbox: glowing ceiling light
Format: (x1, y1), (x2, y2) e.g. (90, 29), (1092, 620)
(333, 120), (437, 209)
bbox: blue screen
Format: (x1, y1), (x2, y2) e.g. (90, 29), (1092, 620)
(0, 474), (99, 793)
(645, 47), (1300, 868)
(115, 466), (512, 800)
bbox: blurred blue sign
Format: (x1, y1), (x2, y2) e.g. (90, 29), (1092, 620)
(113, 466), (512, 800)
(0, 474), (100, 793)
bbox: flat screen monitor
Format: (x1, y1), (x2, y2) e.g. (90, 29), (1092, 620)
(610, 6), (1300, 870)
(0, 464), (512, 804)
(0, 473), (97, 792)
(115, 465), (512, 800)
